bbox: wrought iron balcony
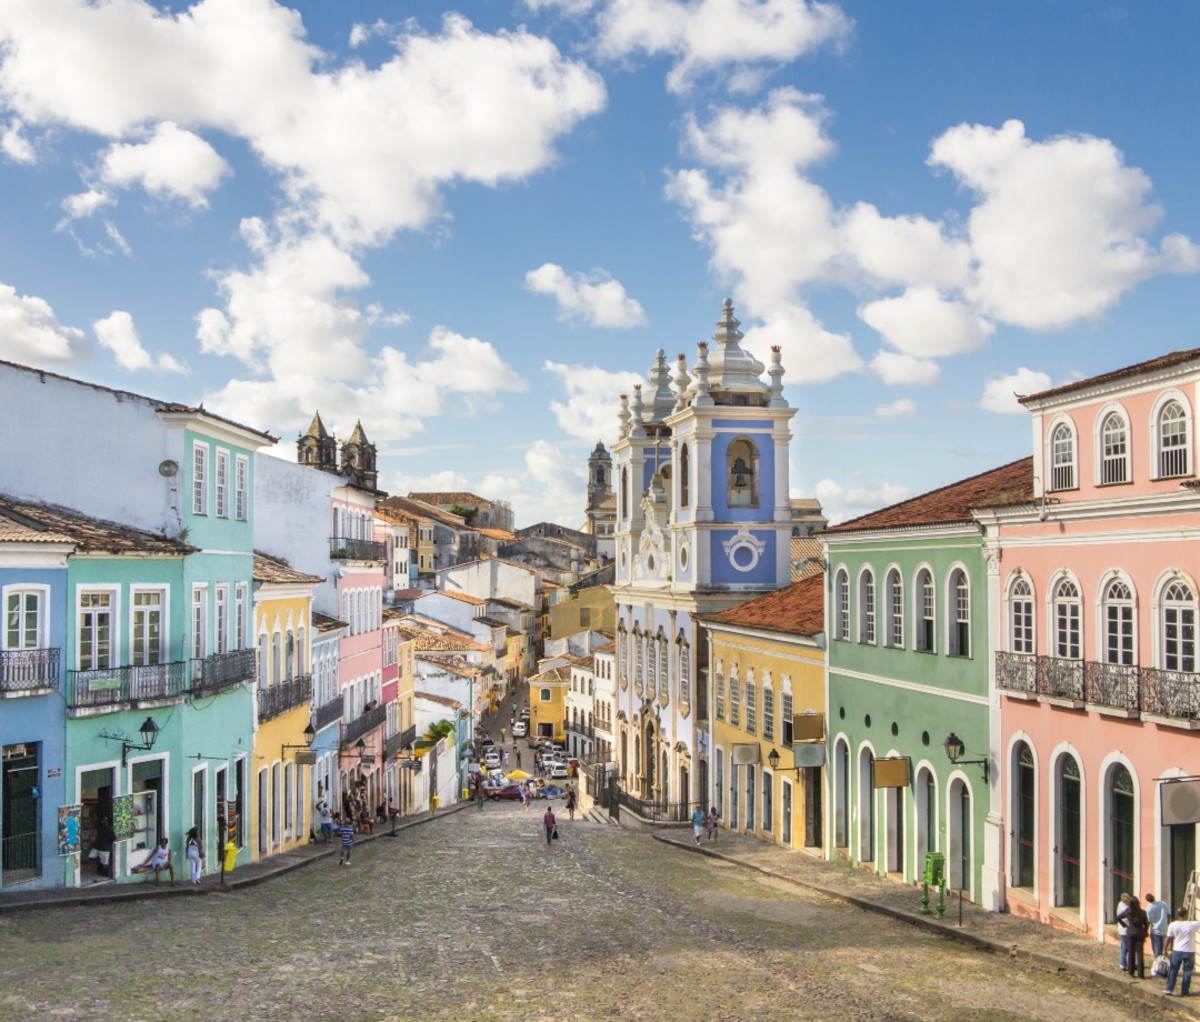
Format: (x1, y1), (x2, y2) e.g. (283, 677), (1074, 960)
(1085, 661), (1140, 713)
(0, 647), (61, 693)
(258, 674), (313, 723)
(384, 724), (417, 758)
(313, 693), (344, 732)
(1141, 667), (1200, 721)
(67, 661), (188, 709)
(340, 703), (388, 748)
(995, 651), (1037, 695)
(1038, 655), (1084, 702)
(329, 536), (387, 562)
(566, 720), (595, 738)
(190, 648), (256, 697)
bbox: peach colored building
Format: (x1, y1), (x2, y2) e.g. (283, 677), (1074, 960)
(977, 349), (1200, 943)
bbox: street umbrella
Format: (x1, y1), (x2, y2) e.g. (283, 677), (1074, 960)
(506, 769), (531, 780)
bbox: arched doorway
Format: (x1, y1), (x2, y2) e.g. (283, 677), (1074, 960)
(679, 765), (690, 812)
(834, 740), (849, 848)
(886, 783), (905, 875)
(947, 777), (972, 893)
(1106, 763), (1135, 921)
(858, 748), (875, 863)
(915, 767), (937, 870)
(1013, 743), (1035, 890)
(1056, 757), (1082, 909)
(659, 750), (668, 804)
(643, 722), (655, 799)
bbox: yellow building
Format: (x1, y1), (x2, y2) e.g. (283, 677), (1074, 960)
(548, 584), (616, 639)
(528, 662), (570, 743)
(251, 554), (323, 861)
(705, 574), (826, 850)
(392, 625), (418, 815)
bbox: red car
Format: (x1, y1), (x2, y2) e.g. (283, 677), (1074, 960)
(486, 784), (525, 801)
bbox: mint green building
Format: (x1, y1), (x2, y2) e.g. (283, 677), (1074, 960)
(823, 459), (1031, 911)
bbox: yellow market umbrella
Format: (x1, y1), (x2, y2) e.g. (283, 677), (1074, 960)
(506, 769), (531, 780)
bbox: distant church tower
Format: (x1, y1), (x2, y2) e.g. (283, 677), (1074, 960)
(340, 420), (379, 492)
(297, 411), (338, 471)
(585, 441), (616, 560)
(610, 298), (796, 808)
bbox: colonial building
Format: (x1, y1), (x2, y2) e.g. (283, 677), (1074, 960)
(982, 348), (1200, 939)
(611, 300), (796, 813)
(823, 460), (1032, 909)
(584, 441), (617, 561)
(705, 574), (826, 850)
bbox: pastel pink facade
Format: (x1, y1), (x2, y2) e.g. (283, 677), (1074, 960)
(980, 350), (1200, 942)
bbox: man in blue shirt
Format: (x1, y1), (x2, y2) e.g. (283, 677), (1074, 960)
(337, 816), (355, 865)
(1147, 894), (1171, 960)
(692, 805), (706, 846)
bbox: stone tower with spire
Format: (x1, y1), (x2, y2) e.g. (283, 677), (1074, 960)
(339, 420), (378, 492)
(297, 411), (338, 471)
(585, 440), (616, 560)
(609, 298), (796, 811)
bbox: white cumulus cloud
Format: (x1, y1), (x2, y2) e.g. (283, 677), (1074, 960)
(94, 310), (187, 373)
(859, 287), (993, 359)
(978, 367), (1053, 414)
(525, 263), (647, 328)
(544, 360), (644, 442)
(874, 398), (916, 418)
(99, 121), (230, 207)
(869, 350), (938, 388)
(815, 476), (913, 526)
(0, 283), (88, 366)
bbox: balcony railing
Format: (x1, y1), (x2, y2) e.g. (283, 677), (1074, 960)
(67, 661), (188, 709)
(1085, 661), (1140, 713)
(313, 693), (344, 732)
(997, 652), (1200, 723)
(329, 536), (387, 562)
(566, 721), (595, 739)
(1, 831), (39, 884)
(384, 724), (417, 758)
(0, 648), (61, 692)
(190, 649), (256, 698)
(1142, 667), (1200, 721)
(341, 703), (388, 748)
(258, 675), (313, 723)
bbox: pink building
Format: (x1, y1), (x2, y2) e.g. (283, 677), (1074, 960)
(978, 349), (1200, 942)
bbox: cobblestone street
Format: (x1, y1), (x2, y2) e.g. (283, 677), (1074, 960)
(0, 806), (1184, 1022)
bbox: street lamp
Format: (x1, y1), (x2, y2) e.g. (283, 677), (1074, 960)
(766, 747), (804, 778)
(281, 719), (317, 760)
(942, 732), (989, 782)
(100, 716), (160, 766)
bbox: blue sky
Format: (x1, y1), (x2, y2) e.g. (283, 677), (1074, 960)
(1, 1), (1197, 527)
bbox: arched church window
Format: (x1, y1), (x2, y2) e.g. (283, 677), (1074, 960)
(727, 438), (759, 508)
(680, 444), (690, 508)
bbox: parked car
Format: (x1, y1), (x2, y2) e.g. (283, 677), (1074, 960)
(511, 722), (528, 738)
(487, 784), (525, 801)
(484, 750), (501, 768)
(548, 762), (570, 779)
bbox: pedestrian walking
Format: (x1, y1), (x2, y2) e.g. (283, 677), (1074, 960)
(318, 800), (334, 843)
(1165, 906), (1200, 995)
(185, 826), (204, 885)
(543, 807), (557, 845)
(475, 781), (486, 810)
(706, 806), (719, 842)
(1148, 893), (1171, 958)
(91, 814), (115, 879)
(503, 749), (509, 767)
(522, 783), (532, 810)
(337, 815), (355, 865)
(516, 750), (522, 768)
(565, 786), (577, 821)
(1125, 896), (1148, 978)
(500, 727), (506, 742)
(691, 805), (706, 846)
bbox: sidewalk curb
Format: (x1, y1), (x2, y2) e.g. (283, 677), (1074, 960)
(654, 835), (1200, 1018)
(0, 802), (472, 915)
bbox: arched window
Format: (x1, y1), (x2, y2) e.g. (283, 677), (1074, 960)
(916, 569), (935, 652)
(859, 569), (876, 645)
(885, 569), (903, 647)
(949, 569), (970, 657)
(1102, 579), (1134, 666)
(1013, 742), (1035, 889)
(1162, 580), (1196, 673)
(1057, 756), (1082, 908)
(726, 438), (759, 508)
(1053, 578), (1081, 659)
(1107, 764), (1135, 918)
(1100, 412), (1129, 485)
(1050, 421), (1076, 491)
(1158, 400), (1190, 478)
(679, 444), (690, 507)
(1010, 578), (1034, 654)
(835, 570), (850, 641)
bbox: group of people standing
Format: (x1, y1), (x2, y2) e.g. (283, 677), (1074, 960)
(1117, 891), (1200, 995)
(690, 805), (720, 845)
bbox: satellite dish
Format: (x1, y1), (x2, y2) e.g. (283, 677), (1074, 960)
(158, 460), (179, 478)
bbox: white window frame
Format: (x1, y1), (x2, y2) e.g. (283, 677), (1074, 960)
(235, 583), (247, 651)
(130, 586), (168, 667)
(886, 567), (903, 648)
(835, 569), (849, 641)
(77, 586), (119, 671)
(1008, 576), (1035, 655)
(728, 666), (740, 728)
(915, 567), (935, 653)
(1095, 406), (1130, 486)
(1048, 417), (1077, 492)
(215, 584), (230, 654)
(3, 584), (49, 651)
(1160, 578), (1197, 673)
(1098, 574), (1136, 667)
(1154, 395), (1192, 480)
(948, 567), (971, 658)
(745, 668), (757, 735)
(761, 682), (774, 742)
(191, 584), (209, 661)
(215, 448), (230, 518)
(235, 455), (249, 521)
(1051, 576), (1082, 661)
(192, 441), (209, 516)
(714, 662), (725, 722)
(858, 567), (876, 645)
